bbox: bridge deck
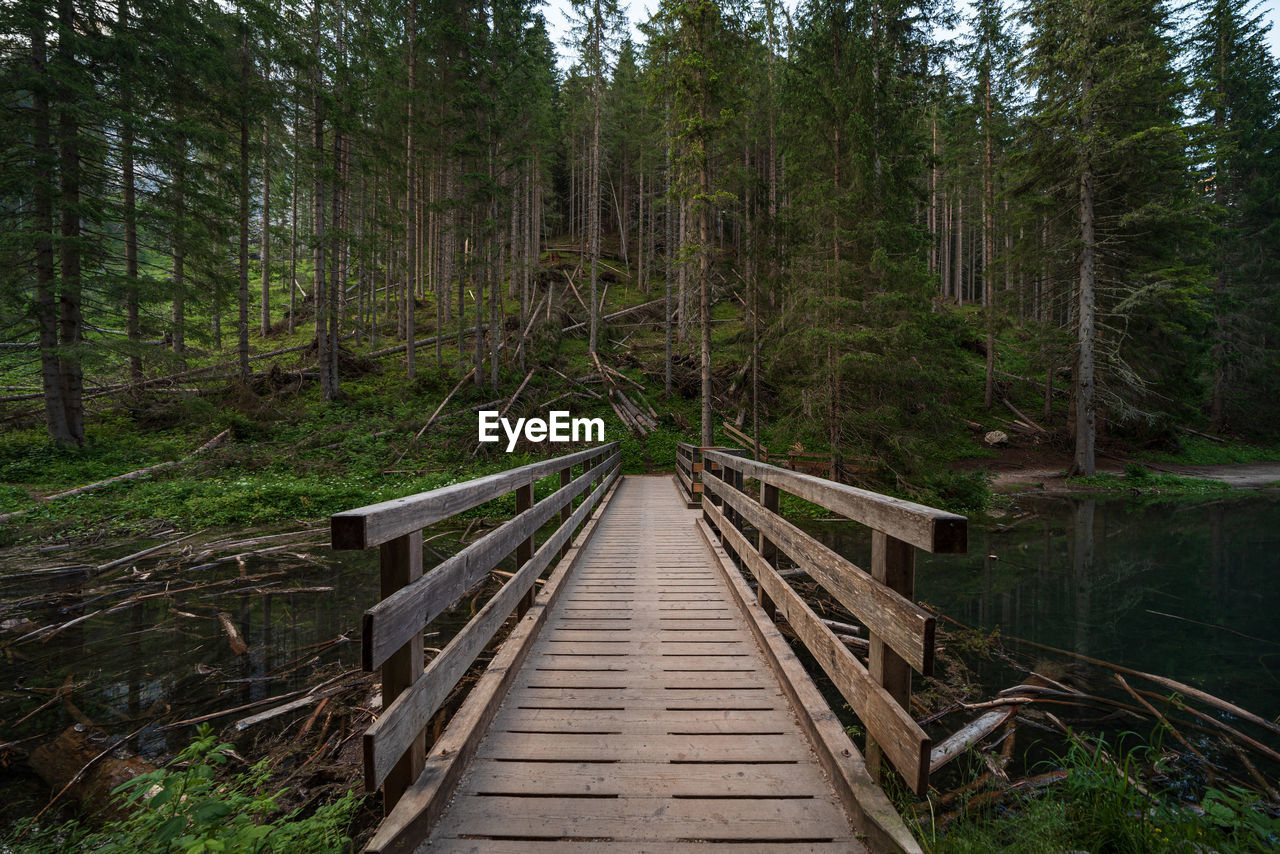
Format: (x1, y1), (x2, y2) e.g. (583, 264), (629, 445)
(421, 475), (868, 852)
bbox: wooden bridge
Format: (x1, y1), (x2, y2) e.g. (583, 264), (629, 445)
(332, 443), (967, 853)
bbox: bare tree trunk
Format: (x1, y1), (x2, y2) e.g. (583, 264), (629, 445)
(405, 0), (417, 379)
(119, 1), (142, 384)
(238, 27), (252, 384)
(31, 5), (71, 444)
(983, 73), (995, 411)
(56, 0), (84, 445)
(312, 0), (330, 400)
(664, 116), (673, 394)
(289, 92), (299, 335)
(953, 194), (963, 305)
(173, 136), (186, 365)
(1073, 87), (1097, 476)
(260, 41), (272, 338)
(588, 1), (602, 356)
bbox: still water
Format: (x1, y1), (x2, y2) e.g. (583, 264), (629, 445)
(807, 492), (1280, 724)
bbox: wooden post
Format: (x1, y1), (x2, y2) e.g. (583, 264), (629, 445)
(378, 529), (424, 812)
(559, 465), (572, 558)
(867, 529), (915, 783)
(759, 482), (779, 620)
(515, 482), (535, 617)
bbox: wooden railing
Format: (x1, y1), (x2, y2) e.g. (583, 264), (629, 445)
(330, 442), (621, 809)
(699, 449), (967, 795)
(674, 442), (746, 506)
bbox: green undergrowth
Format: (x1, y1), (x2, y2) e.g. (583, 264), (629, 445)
(1067, 463), (1232, 495)
(4, 726), (360, 854)
(1141, 435), (1280, 466)
(912, 735), (1279, 853)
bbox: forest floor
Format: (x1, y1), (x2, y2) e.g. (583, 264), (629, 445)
(955, 439), (1280, 494)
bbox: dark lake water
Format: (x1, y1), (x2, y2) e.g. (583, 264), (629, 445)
(805, 492), (1280, 725)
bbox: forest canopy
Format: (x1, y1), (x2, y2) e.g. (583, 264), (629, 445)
(1, 0), (1277, 482)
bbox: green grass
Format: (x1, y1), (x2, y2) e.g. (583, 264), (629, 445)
(913, 736), (1280, 853)
(1066, 465), (1232, 495)
(1142, 435), (1280, 466)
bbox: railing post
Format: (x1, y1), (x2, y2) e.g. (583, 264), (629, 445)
(515, 482), (535, 618)
(758, 482), (779, 621)
(559, 465), (572, 558)
(378, 529), (424, 812)
(867, 529), (915, 783)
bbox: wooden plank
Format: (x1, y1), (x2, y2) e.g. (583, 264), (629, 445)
(379, 531), (424, 811)
(432, 796), (853, 842)
(515, 482), (535, 617)
(706, 478), (934, 675)
(362, 474), (622, 854)
(702, 449), (966, 554)
(495, 708), (795, 733)
(703, 500), (930, 796)
(332, 443), (618, 549)
(458, 759), (832, 797)
(424, 841), (860, 854)
(477, 731), (812, 762)
(696, 516), (925, 854)
(363, 451), (620, 670)
(867, 530), (916, 783)
(364, 470), (618, 789)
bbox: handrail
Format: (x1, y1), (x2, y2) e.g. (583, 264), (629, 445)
(330, 442), (621, 809)
(674, 442), (743, 506)
(700, 448), (967, 796)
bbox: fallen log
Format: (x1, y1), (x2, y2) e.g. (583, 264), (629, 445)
(28, 725), (154, 821)
(44, 429), (230, 504)
(929, 706), (1018, 774)
(217, 611), (249, 656)
(1008, 635), (1280, 738)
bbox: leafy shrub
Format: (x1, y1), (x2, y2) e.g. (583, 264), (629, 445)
(6, 725), (359, 854)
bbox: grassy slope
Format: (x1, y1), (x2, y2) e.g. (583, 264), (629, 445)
(4, 256), (1278, 542)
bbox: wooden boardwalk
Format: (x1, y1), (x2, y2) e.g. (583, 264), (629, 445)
(423, 475), (865, 852)
(336, 444), (965, 854)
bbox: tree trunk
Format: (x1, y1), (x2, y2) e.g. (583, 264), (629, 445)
(119, 0), (142, 384)
(312, 0), (330, 401)
(56, 0), (84, 445)
(260, 42), (272, 338)
(1073, 108), (1097, 476)
(32, 5), (71, 445)
(405, 0), (417, 379)
(238, 27), (251, 384)
(983, 72), (995, 411)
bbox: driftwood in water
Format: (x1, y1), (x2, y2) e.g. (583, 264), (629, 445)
(217, 612), (249, 656)
(29, 726), (154, 820)
(929, 706), (1018, 774)
(1009, 635), (1280, 738)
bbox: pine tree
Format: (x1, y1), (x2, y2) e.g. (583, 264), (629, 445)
(1021, 0), (1207, 473)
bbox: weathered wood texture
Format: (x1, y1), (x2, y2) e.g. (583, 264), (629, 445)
(701, 450), (967, 554)
(332, 444), (618, 549)
(703, 498), (930, 796)
(709, 480), (934, 675)
(392, 476), (912, 853)
(362, 451), (619, 671)
(334, 445), (619, 809)
(700, 451), (968, 795)
(695, 518), (925, 854)
(363, 469), (618, 789)
(351, 470), (933, 854)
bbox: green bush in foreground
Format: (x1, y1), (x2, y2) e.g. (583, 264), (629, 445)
(6, 726), (359, 854)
